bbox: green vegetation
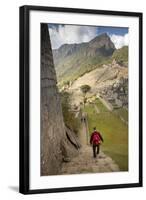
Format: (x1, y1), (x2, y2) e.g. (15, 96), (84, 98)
(80, 85), (91, 95)
(114, 108), (128, 122)
(80, 85), (91, 105)
(58, 45), (128, 87)
(112, 46), (128, 66)
(53, 34), (116, 86)
(60, 91), (81, 134)
(53, 32), (129, 171)
(57, 55), (111, 86)
(95, 99), (108, 112)
(83, 99), (128, 171)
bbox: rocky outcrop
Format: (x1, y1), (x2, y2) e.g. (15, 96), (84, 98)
(88, 33), (115, 56)
(41, 24), (79, 176)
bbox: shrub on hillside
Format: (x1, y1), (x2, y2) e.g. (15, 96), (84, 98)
(60, 91), (81, 134)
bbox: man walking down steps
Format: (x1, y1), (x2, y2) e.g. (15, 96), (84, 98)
(90, 127), (104, 158)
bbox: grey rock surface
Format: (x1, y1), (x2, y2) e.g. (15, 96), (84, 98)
(41, 24), (79, 176)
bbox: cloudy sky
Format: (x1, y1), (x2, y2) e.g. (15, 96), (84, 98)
(48, 24), (128, 50)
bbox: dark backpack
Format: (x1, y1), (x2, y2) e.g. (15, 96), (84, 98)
(92, 133), (100, 144)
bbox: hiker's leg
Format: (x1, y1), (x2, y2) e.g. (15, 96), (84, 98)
(97, 144), (100, 154)
(93, 145), (96, 158)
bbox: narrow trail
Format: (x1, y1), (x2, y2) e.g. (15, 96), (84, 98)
(61, 111), (120, 175)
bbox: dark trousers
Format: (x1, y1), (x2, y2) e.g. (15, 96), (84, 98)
(93, 144), (100, 158)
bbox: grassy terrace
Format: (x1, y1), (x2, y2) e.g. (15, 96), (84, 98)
(114, 108), (128, 122)
(95, 98), (108, 112)
(83, 99), (128, 171)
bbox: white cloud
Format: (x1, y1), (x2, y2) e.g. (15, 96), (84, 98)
(49, 24), (129, 49)
(110, 33), (129, 49)
(49, 25), (97, 49)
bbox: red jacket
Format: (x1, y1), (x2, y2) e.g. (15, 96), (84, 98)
(90, 131), (103, 144)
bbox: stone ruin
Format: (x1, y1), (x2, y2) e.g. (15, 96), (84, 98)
(41, 24), (80, 176)
(100, 77), (128, 109)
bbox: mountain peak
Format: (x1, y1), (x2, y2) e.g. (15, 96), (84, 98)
(96, 32), (109, 38)
(89, 33), (114, 47)
(53, 33), (116, 74)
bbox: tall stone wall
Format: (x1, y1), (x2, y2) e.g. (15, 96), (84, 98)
(41, 24), (79, 176)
